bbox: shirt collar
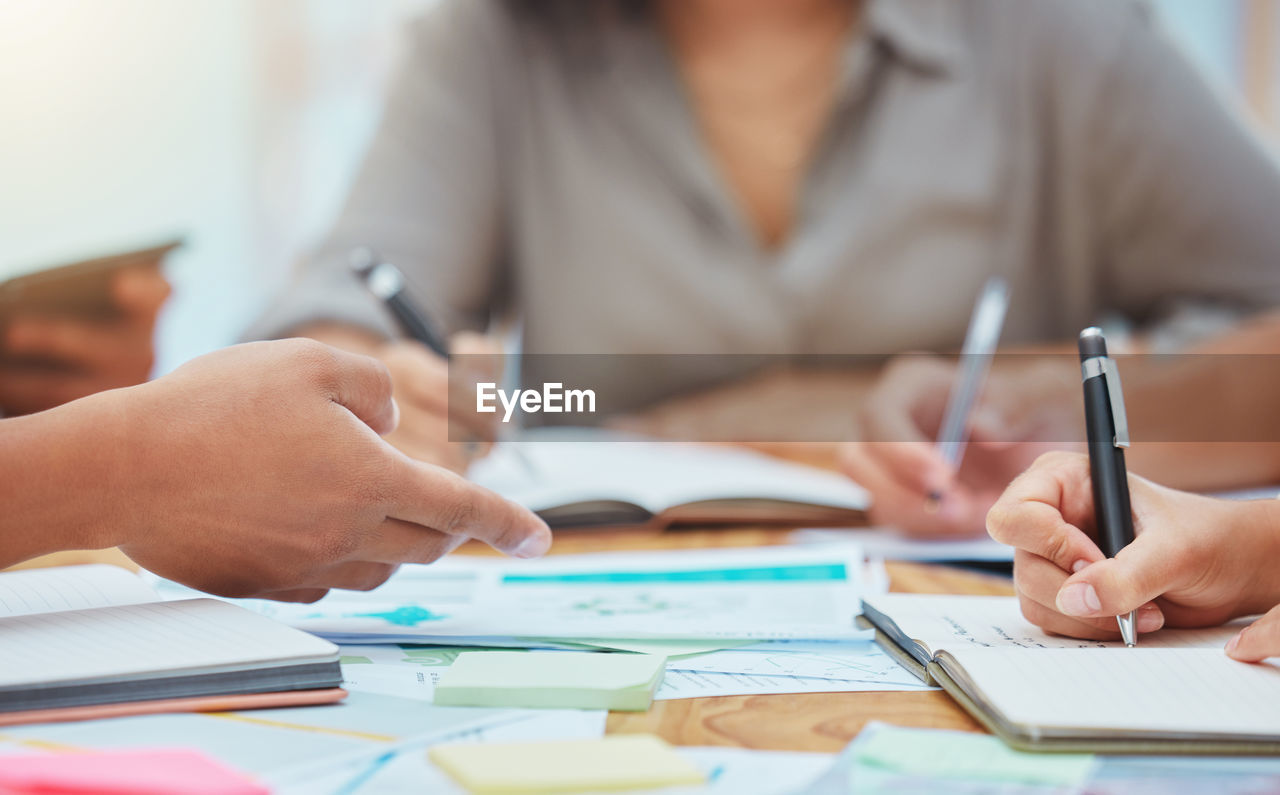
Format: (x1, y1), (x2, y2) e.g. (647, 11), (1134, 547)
(863, 0), (964, 77)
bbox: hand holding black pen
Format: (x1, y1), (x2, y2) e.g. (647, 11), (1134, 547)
(1078, 327), (1138, 647)
(350, 249), (537, 476)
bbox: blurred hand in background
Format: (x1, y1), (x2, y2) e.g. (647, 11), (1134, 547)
(0, 264), (170, 415)
(838, 355), (1081, 538)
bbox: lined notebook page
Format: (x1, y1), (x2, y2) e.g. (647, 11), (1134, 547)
(952, 648), (1280, 736)
(0, 565), (157, 618)
(866, 595), (1244, 653)
(0, 599), (337, 688)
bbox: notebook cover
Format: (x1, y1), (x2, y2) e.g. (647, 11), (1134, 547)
(0, 688), (347, 728)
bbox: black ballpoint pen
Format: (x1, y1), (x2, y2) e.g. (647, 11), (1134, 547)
(1078, 327), (1137, 647)
(349, 248), (536, 475)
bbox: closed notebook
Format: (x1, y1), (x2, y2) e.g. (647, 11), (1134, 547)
(468, 430), (868, 528)
(0, 565), (343, 719)
(434, 651), (666, 711)
(861, 594), (1280, 754)
(429, 734), (705, 794)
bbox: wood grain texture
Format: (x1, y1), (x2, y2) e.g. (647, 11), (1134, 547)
(606, 691), (985, 751)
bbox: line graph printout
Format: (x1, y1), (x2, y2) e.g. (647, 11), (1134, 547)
(165, 546), (870, 644)
(667, 637), (925, 687)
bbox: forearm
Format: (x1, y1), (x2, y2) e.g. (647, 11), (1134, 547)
(1121, 314), (1280, 488)
(0, 392), (130, 567)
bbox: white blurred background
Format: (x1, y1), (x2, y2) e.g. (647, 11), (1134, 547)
(0, 0), (1276, 375)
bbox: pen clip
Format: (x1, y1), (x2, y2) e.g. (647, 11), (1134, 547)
(1102, 358), (1130, 448)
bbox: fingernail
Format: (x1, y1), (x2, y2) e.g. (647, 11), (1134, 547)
(1057, 583), (1101, 616)
(1225, 633), (1241, 654)
(513, 531), (551, 559)
(1071, 560), (1088, 574)
(1137, 607), (1163, 633)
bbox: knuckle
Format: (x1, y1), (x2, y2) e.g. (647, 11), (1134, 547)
(1044, 528), (1075, 568)
(291, 339), (341, 388)
(437, 490), (481, 536)
(317, 526), (363, 563)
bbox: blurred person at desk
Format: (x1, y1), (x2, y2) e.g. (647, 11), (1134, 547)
(249, 1), (1280, 530)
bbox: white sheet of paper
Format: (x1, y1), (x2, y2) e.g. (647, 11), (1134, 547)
(0, 565), (156, 618)
(952, 648), (1280, 737)
(667, 747), (837, 795)
(655, 668), (934, 700)
(794, 528), (1014, 562)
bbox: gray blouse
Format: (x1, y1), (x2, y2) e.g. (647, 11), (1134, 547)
(250, 0), (1280, 407)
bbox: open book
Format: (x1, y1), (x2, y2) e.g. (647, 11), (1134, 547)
(468, 431), (869, 528)
(0, 565), (343, 725)
(862, 594), (1280, 754)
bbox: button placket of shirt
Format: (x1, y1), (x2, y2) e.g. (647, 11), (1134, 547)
(777, 34), (894, 355)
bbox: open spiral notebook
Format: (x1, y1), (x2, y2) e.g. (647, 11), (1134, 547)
(861, 594), (1280, 754)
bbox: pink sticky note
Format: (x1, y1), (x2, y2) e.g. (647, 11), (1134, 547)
(0, 749), (269, 795)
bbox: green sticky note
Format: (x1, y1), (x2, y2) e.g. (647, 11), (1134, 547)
(854, 725), (1095, 786)
(429, 734), (705, 794)
(434, 651), (666, 711)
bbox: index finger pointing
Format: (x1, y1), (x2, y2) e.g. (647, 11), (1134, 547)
(389, 459), (551, 558)
(986, 453), (1104, 573)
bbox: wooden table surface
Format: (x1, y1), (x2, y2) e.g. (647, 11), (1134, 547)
(457, 525), (1014, 753)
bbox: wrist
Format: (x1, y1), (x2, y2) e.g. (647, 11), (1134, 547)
(0, 389), (134, 564)
(1228, 497), (1280, 615)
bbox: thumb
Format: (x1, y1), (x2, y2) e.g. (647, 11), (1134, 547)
(1226, 605), (1280, 663)
(1055, 532), (1175, 620)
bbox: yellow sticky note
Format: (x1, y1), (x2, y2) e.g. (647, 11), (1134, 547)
(434, 651), (665, 711)
(428, 735), (705, 794)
